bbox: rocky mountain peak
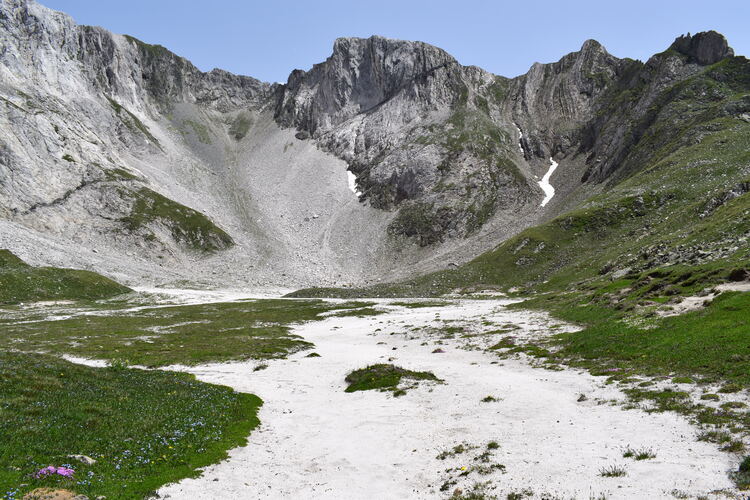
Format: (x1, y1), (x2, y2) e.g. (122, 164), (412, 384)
(669, 30), (734, 65)
(578, 39), (607, 56)
(275, 35), (461, 134)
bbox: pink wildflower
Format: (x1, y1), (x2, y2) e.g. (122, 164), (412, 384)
(34, 465), (75, 479)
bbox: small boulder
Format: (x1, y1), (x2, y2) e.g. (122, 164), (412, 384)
(728, 268), (749, 282)
(432, 348), (445, 354)
(67, 455), (96, 466)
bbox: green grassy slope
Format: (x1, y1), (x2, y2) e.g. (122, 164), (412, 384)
(121, 188), (234, 253)
(0, 250), (131, 305)
(0, 352), (260, 500)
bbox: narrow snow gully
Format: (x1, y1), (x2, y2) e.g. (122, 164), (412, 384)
(538, 157), (558, 207)
(514, 123), (524, 155)
(346, 170), (361, 196)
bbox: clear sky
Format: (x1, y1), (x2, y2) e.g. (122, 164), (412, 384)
(39, 0), (750, 83)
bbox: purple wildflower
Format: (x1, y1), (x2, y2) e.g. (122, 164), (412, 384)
(34, 465), (75, 479)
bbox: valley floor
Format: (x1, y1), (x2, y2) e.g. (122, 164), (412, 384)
(143, 298), (736, 499)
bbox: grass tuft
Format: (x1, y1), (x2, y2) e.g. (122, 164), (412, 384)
(344, 364), (440, 394)
(623, 447), (656, 460)
(599, 465), (627, 477)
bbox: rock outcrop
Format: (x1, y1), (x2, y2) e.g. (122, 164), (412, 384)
(669, 30), (734, 66)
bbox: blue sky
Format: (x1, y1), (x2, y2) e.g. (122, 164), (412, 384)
(40, 0), (750, 83)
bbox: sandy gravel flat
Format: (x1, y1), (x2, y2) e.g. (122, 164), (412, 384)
(154, 299), (736, 500)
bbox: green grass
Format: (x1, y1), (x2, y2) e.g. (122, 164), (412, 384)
(734, 456), (750, 489)
(0, 351), (260, 500)
(120, 188), (234, 253)
(344, 364), (440, 394)
(105, 168), (141, 182)
(0, 250), (131, 305)
(523, 291), (750, 386)
(0, 250), (27, 268)
(436, 443), (475, 460)
(623, 447), (656, 460)
(0, 299), (367, 367)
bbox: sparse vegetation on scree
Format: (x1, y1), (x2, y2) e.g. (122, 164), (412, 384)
(0, 352), (260, 500)
(121, 187), (234, 253)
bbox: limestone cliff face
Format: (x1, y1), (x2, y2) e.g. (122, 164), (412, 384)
(669, 31), (734, 66)
(0, 0), (743, 285)
(0, 0), (269, 251)
(0, 0), (287, 291)
(507, 39), (623, 160)
(271, 34), (683, 243)
(275, 35), (529, 243)
(276, 36), (462, 134)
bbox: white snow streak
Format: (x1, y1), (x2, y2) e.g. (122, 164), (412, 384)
(538, 157), (558, 207)
(514, 123), (524, 155)
(346, 170), (361, 196)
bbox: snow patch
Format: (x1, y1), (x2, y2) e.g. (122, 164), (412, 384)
(514, 123), (524, 155)
(347, 170), (361, 196)
(538, 157), (558, 207)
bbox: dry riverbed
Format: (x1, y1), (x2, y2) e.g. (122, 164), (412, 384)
(136, 297), (738, 500)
